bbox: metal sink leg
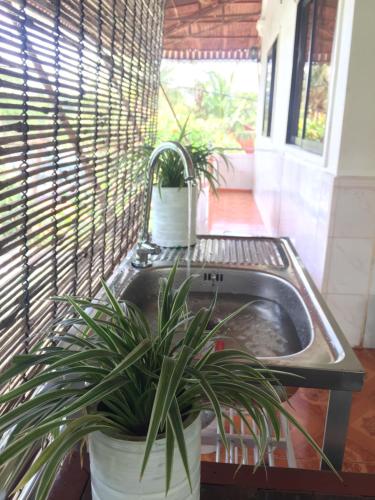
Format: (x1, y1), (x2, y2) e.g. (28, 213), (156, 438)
(321, 390), (352, 471)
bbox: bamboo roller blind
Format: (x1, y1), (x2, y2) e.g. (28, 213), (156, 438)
(0, 0), (165, 390)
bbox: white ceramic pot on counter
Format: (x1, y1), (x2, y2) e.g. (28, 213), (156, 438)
(151, 186), (197, 248)
(89, 416), (201, 500)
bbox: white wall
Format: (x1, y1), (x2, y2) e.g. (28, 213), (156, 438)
(325, 0), (375, 346)
(365, 269), (375, 348)
(337, 0), (375, 176)
(253, 0), (375, 347)
(256, 0), (297, 155)
(254, 150), (334, 289)
(216, 153), (254, 190)
(254, 0), (346, 289)
(256, 0), (353, 171)
(324, 176), (375, 346)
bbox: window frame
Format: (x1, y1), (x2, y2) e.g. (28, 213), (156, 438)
(287, 0), (336, 155)
(262, 38), (278, 138)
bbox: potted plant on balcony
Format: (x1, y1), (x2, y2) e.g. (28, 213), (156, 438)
(142, 118), (230, 248)
(0, 263), (333, 500)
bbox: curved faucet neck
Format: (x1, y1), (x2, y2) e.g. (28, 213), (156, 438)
(131, 142), (196, 268)
(140, 141), (196, 243)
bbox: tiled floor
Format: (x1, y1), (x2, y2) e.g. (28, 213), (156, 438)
(197, 188), (269, 236)
(200, 189), (375, 473)
(286, 348), (375, 473)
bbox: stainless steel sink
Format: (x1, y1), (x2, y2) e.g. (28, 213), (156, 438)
(122, 267), (313, 359)
(109, 236), (364, 471)
(114, 237), (363, 386)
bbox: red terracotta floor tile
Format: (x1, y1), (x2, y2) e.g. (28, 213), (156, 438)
(202, 355), (375, 473)
(278, 350), (375, 472)
(198, 192), (375, 474)
(197, 189), (269, 236)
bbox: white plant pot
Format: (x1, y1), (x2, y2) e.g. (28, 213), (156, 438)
(89, 416), (201, 500)
(151, 186), (197, 248)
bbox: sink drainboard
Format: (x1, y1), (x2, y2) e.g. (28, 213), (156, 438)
(201, 409), (296, 467)
(151, 237), (288, 269)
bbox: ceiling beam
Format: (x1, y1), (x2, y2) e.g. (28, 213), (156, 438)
(164, 0), (231, 36)
(163, 0), (261, 53)
(166, 34), (259, 39)
(168, 12), (260, 42)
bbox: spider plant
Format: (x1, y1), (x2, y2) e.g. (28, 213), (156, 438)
(0, 262), (334, 499)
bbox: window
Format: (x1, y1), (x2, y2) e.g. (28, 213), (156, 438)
(0, 0), (163, 406)
(287, 0), (338, 153)
(262, 39), (277, 137)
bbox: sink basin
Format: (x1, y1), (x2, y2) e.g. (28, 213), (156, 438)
(113, 237), (364, 392)
(121, 267), (313, 359)
(113, 236), (365, 471)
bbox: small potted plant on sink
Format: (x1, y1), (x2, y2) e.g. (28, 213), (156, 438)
(0, 263), (333, 499)
(142, 118), (231, 248)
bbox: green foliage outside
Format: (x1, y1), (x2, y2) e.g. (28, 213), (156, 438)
(298, 62), (330, 143)
(157, 63), (258, 151)
(139, 116), (230, 193)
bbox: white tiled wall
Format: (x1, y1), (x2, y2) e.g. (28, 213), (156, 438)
(365, 266), (375, 348)
(254, 155), (375, 348)
(324, 239), (373, 295)
(254, 150), (334, 290)
(253, 0), (375, 348)
(216, 153), (254, 190)
(325, 293), (368, 346)
(253, 150), (282, 236)
(326, 177), (375, 347)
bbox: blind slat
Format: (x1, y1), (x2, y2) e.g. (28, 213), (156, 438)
(0, 0), (164, 412)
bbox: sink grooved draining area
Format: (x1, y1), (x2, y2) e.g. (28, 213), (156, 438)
(151, 237), (288, 269)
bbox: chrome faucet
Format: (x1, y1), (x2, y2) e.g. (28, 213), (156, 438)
(131, 141), (196, 268)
